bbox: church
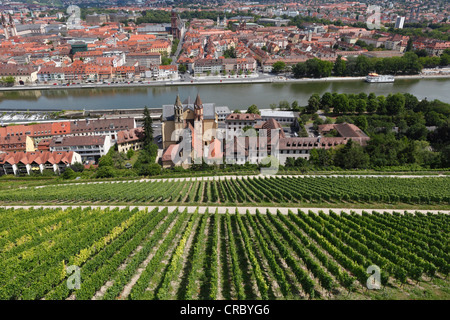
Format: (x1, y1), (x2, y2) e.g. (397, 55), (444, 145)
(161, 94), (221, 168)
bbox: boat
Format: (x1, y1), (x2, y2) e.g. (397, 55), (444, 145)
(365, 73), (395, 83)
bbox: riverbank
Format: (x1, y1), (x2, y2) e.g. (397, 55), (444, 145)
(1, 73), (449, 92)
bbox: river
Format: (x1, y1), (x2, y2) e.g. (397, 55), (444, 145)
(0, 78), (448, 110)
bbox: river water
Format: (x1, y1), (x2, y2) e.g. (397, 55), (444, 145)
(0, 78), (448, 110)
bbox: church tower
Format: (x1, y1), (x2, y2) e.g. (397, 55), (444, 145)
(193, 93), (203, 122)
(2, 14), (9, 40)
(193, 94), (204, 158)
(174, 94), (184, 138)
(9, 14), (17, 37)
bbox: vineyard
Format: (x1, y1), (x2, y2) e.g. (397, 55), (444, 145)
(0, 206), (448, 300)
(0, 176), (449, 206)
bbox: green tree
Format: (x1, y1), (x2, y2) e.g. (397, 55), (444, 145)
(317, 59), (333, 78)
(354, 115), (368, 132)
(333, 55), (346, 76)
(141, 163), (161, 176)
(178, 64), (187, 73)
(356, 99), (367, 114)
(309, 148), (333, 167)
(333, 94), (349, 114)
(96, 166), (116, 178)
(367, 98), (379, 113)
(278, 100), (290, 110)
(406, 123), (428, 140)
(386, 93), (406, 115)
(143, 106), (154, 146)
(307, 94), (321, 113)
(272, 61), (286, 73)
(333, 140), (369, 169)
(355, 55), (371, 75)
(320, 92), (333, 112)
(292, 62), (307, 78)
(62, 168), (76, 179)
(161, 56), (172, 65)
(127, 148), (135, 159)
(440, 53), (450, 67)
(246, 104), (260, 115)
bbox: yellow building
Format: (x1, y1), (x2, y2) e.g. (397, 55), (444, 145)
(161, 94), (219, 167)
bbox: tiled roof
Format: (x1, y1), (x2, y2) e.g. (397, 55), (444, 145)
(0, 150), (75, 165)
(49, 135), (106, 147)
(116, 128), (144, 145)
(225, 113), (262, 121)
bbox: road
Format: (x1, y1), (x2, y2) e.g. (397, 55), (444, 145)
(2, 74), (449, 92)
(171, 30), (185, 64)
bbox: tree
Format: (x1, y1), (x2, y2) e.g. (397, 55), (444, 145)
(292, 62), (307, 78)
(309, 148), (333, 167)
(143, 106), (153, 146)
(356, 99), (367, 114)
(178, 64), (187, 73)
(291, 100), (300, 111)
(246, 104), (260, 115)
(402, 52), (422, 74)
(406, 38), (413, 52)
(367, 98), (378, 113)
(354, 115), (368, 132)
(233, 109), (242, 113)
(62, 168), (76, 179)
(440, 53), (450, 67)
(333, 140), (369, 169)
(96, 166), (116, 178)
(317, 59), (333, 78)
(272, 61), (286, 73)
(98, 153), (113, 167)
(161, 56), (172, 65)
(71, 162), (85, 173)
(355, 55), (371, 76)
(307, 94), (321, 113)
(278, 100), (290, 110)
(141, 163), (161, 176)
(403, 93), (419, 110)
(333, 94), (349, 114)
(223, 47), (236, 58)
(333, 55), (346, 76)
(127, 148), (135, 159)
(406, 123), (428, 140)
(386, 93), (406, 115)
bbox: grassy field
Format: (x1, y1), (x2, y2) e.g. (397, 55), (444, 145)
(0, 207), (448, 300)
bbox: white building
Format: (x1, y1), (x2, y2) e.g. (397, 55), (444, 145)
(260, 110), (298, 125)
(49, 135), (112, 162)
(395, 16), (405, 29)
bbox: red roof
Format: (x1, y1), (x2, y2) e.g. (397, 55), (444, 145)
(0, 151), (75, 165)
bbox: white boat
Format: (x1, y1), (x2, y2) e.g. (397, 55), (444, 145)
(365, 73), (395, 83)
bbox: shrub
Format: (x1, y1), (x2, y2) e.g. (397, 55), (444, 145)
(96, 166), (116, 178)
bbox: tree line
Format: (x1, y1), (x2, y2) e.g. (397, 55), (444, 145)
(289, 52), (425, 78)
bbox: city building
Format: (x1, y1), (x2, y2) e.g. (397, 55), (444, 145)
(0, 150), (81, 175)
(116, 128), (145, 153)
(395, 16), (405, 29)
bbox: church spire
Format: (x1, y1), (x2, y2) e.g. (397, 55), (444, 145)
(194, 93), (203, 109)
(174, 94), (182, 108)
